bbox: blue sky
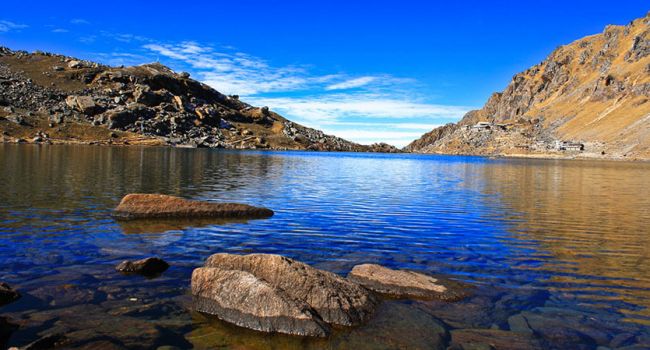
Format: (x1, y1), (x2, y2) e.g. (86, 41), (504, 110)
(1, 1), (648, 146)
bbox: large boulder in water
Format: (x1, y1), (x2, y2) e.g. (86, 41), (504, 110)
(348, 264), (470, 301)
(191, 253), (377, 336)
(192, 267), (330, 337)
(112, 194), (274, 220)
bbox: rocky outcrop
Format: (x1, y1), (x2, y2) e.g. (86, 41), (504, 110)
(348, 264), (470, 301)
(408, 12), (650, 160)
(191, 253), (377, 336)
(0, 48), (398, 152)
(115, 257), (169, 277)
(0, 282), (20, 307)
(112, 193), (274, 220)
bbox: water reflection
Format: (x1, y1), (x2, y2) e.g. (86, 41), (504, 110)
(478, 159), (650, 323)
(1, 144), (650, 349)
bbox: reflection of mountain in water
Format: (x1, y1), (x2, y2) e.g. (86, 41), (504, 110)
(477, 159), (650, 322)
(0, 145), (281, 214)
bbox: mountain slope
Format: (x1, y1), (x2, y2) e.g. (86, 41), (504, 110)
(407, 13), (650, 160)
(0, 47), (398, 152)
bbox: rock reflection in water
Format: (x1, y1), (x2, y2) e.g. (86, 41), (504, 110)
(117, 217), (253, 234)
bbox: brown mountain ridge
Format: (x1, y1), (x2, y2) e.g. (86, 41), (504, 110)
(406, 12), (650, 160)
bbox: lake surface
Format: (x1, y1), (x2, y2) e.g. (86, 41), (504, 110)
(1, 144), (649, 349)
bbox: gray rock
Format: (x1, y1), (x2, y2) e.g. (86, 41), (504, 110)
(65, 95), (96, 115)
(192, 267), (330, 336)
(192, 253), (377, 336)
(67, 60), (82, 69)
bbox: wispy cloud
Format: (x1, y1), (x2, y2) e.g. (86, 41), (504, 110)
(326, 76), (376, 90)
(248, 94), (470, 122)
(143, 41), (317, 95)
(51, 28), (69, 33)
(0, 20), (27, 33)
(70, 19), (90, 25)
(101, 31), (150, 43)
(247, 94), (471, 147)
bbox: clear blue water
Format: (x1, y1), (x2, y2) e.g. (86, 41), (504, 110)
(1, 144), (649, 349)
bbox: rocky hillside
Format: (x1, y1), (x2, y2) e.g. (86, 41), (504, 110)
(0, 47), (398, 152)
(407, 13), (650, 160)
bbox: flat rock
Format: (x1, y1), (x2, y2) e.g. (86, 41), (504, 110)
(112, 193), (274, 220)
(192, 267), (330, 337)
(348, 264), (470, 301)
(0, 282), (21, 307)
(192, 253), (377, 336)
(115, 257), (169, 277)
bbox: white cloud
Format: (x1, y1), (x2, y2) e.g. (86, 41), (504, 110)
(143, 41), (316, 95)
(247, 94), (471, 122)
(326, 76), (376, 90)
(70, 19), (90, 25)
(52, 28), (69, 33)
(101, 31), (150, 43)
(0, 20), (27, 33)
(246, 94), (470, 147)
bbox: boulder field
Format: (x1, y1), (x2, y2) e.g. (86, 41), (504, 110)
(191, 253), (470, 337)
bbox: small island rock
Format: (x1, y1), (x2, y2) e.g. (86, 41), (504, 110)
(112, 193), (274, 220)
(116, 257), (169, 276)
(348, 264), (470, 301)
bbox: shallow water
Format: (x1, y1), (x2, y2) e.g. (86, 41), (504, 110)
(1, 144), (649, 349)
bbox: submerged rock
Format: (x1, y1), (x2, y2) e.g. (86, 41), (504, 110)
(334, 302), (450, 350)
(449, 329), (543, 350)
(0, 282), (20, 307)
(191, 253), (377, 336)
(112, 194), (274, 220)
(347, 264), (470, 301)
(115, 257), (169, 277)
